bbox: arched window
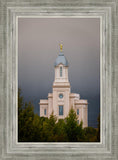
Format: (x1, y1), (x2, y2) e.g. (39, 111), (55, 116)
(60, 66), (62, 77)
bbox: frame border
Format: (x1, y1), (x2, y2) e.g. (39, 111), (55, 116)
(0, 1), (118, 160)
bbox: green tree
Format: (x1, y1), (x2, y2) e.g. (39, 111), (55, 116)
(42, 113), (57, 142)
(18, 88), (24, 114)
(18, 88), (100, 142)
(96, 113), (100, 142)
(18, 88), (39, 142)
(54, 119), (68, 142)
(83, 127), (97, 142)
(18, 101), (35, 142)
(65, 108), (84, 142)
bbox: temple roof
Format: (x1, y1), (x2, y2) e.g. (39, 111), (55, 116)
(54, 52), (68, 67)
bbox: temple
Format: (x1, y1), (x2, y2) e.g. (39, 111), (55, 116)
(39, 44), (88, 127)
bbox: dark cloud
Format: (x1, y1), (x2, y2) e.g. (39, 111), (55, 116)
(18, 18), (100, 128)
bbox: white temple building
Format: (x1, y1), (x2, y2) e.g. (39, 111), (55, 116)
(39, 44), (88, 127)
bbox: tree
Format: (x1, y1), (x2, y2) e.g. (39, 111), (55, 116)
(18, 88), (38, 142)
(18, 88), (24, 114)
(96, 113), (100, 142)
(83, 127), (97, 142)
(54, 119), (68, 142)
(42, 113), (57, 142)
(18, 101), (35, 142)
(18, 88), (100, 142)
(65, 108), (84, 142)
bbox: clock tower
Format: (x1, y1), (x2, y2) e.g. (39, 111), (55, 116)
(52, 44), (71, 118)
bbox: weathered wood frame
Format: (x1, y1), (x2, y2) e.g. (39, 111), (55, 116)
(0, 0), (118, 160)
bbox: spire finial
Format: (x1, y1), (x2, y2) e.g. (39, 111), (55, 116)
(60, 43), (63, 52)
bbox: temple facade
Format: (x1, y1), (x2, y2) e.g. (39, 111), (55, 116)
(39, 44), (88, 127)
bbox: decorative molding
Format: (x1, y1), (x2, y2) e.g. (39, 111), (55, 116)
(53, 85), (71, 88)
(0, 0), (117, 160)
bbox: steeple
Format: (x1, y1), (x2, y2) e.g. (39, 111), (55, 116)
(54, 44), (68, 67)
(53, 44), (70, 84)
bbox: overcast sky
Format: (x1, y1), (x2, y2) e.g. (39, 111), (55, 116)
(18, 18), (100, 128)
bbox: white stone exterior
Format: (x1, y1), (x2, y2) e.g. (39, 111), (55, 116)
(39, 52), (88, 128)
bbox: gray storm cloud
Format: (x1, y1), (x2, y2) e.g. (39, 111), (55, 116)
(18, 18), (100, 128)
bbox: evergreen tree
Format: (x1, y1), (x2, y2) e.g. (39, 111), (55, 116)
(65, 108), (84, 142)
(83, 127), (97, 142)
(42, 113), (57, 141)
(97, 113), (100, 142)
(55, 119), (68, 142)
(18, 88), (100, 142)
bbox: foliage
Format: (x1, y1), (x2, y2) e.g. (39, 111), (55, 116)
(18, 88), (100, 142)
(65, 108), (84, 142)
(97, 113), (100, 142)
(83, 127), (98, 142)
